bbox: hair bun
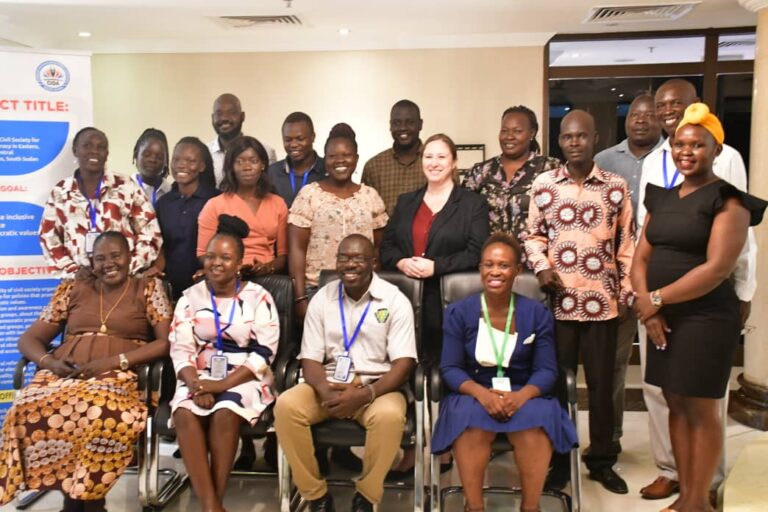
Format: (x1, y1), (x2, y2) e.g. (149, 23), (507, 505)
(685, 103), (710, 124)
(216, 214), (249, 240)
(328, 122), (356, 142)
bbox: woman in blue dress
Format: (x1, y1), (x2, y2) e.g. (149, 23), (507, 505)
(432, 233), (577, 512)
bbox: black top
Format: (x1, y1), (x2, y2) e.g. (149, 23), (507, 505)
(156, 182), (220, 300)
(267, 153), (326, 208)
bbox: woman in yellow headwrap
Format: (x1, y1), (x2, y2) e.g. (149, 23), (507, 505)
(630, 103), (767, 512)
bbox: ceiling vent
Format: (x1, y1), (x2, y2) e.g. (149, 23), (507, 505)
(584, 3), (699, 24)
(211, 15), (302, 29)
(718, 39), (755, 48)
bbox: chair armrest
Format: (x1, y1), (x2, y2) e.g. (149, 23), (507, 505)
(282, 358), (302, 390)
(273, 348), (298, 393)
(561, 366), (577, 405)
(412, 363), (425, 401)
(13, 356), (31, 390)
(428, 364), (444, 402)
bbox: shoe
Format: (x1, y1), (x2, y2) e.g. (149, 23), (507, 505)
(330, 446), (362, 473)
(640, 476), (679, 500)
(308, 494), (335, 512)
(588, 467), (628, 495)
(351, 492), (373, 512)
(544, 468), (569, 492)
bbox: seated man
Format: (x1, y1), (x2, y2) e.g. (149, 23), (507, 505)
(275, 234), (417, 512)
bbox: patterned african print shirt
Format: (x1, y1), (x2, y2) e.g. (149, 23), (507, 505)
(39, 171), (162, 278)
(524, 164), (635, 322)
(462, 154), (561, 240)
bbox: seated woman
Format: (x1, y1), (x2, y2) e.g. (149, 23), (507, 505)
(197, 136), (288, 278)
(170, 214), (280, 512)
(431, 233), (577, 512)
(156, 136), (219, 301)
(39, 127), (163, 279)
(0, 231), (171, 512)
(131, 127), (172, 208)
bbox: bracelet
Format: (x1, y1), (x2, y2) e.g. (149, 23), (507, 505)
(294, 295), (309, 304)
(38, 354), (52, 367)
(365, 384), (376, 406)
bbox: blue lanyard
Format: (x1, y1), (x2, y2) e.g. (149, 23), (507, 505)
(209, 281), (240, 353)
(338, 281), (372, 355)
(662, 150), (680, 190)
(76, 173), (103, 230)
(289, 166), (310, 196)
(136, 174), (158, 207)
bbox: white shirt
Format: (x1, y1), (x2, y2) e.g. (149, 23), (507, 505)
(638, 138), (756, 301)
(299, 273), (418, 385)
(131, 173), (172, 208)
(208, 137), (278, 187)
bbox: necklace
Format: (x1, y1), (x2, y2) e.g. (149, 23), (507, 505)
(99, 279), (131, 334)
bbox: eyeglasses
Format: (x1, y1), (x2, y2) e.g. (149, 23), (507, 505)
(336, 254), (373, 263)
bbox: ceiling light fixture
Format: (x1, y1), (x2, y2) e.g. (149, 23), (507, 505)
(78, 31), (91, 38)
(611, 87), (617, 91)
(619, 93), (625, 98)
(571, 53), (580, 58)
(338, 27), (350, 35)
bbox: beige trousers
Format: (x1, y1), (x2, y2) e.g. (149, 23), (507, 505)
(274, 382), (406, 504)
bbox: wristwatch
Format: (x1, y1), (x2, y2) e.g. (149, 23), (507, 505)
(650, 290), (664, 308)
(118, 353), (130, 371)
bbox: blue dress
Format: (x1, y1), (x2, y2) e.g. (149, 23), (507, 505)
(431, 293), (577, 454)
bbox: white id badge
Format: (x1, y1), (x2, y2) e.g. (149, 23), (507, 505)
(210, 354), (228, 380)
(85, 231), (99, 255)
(333, 355), (352, 382)
(492, 377), (512, 392)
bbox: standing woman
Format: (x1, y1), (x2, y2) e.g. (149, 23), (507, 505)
(132, 128), (172, 208)
(39, 127), (163, 278)
(631, 104), (766, 512)
(197, 136), (288, 278)
(463, 106), (559, 241)
(289, 123), (388, 318)
(171, 215), (280, 512)
(156, 137), (219, 301)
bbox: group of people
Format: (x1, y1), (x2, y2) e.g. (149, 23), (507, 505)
(0, 77), (765, 512)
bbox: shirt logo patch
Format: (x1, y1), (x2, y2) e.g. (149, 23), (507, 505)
(375, 308), (389, 323)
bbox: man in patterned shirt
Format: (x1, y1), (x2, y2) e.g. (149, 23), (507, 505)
(525, 110), (635, 495)
(361, 99), (426, 216)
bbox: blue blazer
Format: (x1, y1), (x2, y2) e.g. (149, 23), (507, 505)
(440, 293), (557, 395)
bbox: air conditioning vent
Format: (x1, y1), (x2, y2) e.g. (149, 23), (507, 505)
(211, 15), (302, 29)
(584, 3), (699, 24)
(718, 39), (755, 48)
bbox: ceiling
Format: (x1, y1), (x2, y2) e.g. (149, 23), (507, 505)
(0, 0), (757, 54)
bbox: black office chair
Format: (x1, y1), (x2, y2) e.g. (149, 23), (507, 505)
(142, 274), (298, 510)
(278, 270), (427, 512)
(428, 271), (582, 512)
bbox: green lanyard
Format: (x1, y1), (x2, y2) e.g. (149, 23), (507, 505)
(480, 293), (515, 378)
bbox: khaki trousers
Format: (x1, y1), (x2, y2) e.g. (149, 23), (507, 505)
(639, 322), (727, 487)
(274, 382), (406, 504)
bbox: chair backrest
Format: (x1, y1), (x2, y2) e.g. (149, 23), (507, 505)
(318, 269), (424, 344)
(251, 274), (295, 366)
(440, 270), (546, 308)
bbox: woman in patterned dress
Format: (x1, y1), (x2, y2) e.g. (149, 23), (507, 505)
(170, 215), (280, 512)
(0, 231), (172, 512)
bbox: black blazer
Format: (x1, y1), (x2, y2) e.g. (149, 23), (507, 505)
(380, 185), (490, 275)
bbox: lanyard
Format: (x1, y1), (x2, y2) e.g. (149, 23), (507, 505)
(662, 150), (680, 190)
(76, 173), (103, 230)
(209, 281), (240, 353)
(338, 281), (372, 355)
(136, 174), (158, 207)
(480, 293), (515, 378)
(289, 166), (310, 196)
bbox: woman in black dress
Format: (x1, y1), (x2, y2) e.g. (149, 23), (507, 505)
(631, 103), (766, 512)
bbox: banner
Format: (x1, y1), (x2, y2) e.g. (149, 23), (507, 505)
(0, 50), (92, 422)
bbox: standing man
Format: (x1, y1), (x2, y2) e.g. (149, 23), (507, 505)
(208, 93), (277, 187)
(361, 99), (426, 216)
(594, 94), (663, 453)
(274, 234), (417, 512)
(636, 78), (756, 504)
(525, 110), (634, 495)
(267, 112), (326, 208)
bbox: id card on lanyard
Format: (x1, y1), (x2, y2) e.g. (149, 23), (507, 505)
(662, 149), (680, 190)
(209, 281), (240, 380)
(481, 293), (515, 392)
(78, 174), (103, 255)
(334, 281), (372, 382)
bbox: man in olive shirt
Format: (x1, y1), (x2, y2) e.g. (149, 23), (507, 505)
(361, 99), (426, 215)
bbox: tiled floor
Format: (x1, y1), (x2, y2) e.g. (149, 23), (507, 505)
(3, 366), (763, 512)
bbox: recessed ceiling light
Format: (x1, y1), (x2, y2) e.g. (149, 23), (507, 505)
(619, 93), (625, 98)
(338, 28), (350, 36)
(611, 87), (617, 91)
(78, 31), (91, 38)
(571, 53), (580, 58)
(564, 106), (571, 111)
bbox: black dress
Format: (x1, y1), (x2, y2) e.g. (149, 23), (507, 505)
(643, 180), (766, 398)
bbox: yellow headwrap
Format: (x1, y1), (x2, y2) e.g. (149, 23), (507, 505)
(675, 103), (725, 144)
